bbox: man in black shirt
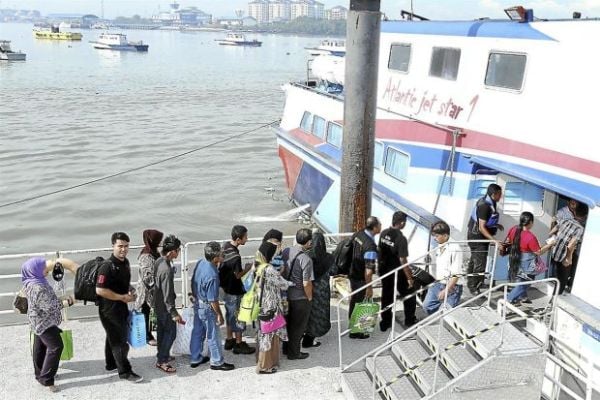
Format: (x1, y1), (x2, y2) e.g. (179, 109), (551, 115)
(349, 216), (381, 339)
(219, 225), (254, 355)
(96, 232), (143, 383)
(378, 211), (417, 331)
(466, 184), (503, 295)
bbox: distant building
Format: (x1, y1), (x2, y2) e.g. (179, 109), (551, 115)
(242, 16), (258, 26)
(217, 17), (243, 26)
(152, 4), (211, 26)
(269, 1), (291, 22)
(326, 5), (347, 20)
(248, 0), (269, 24)
(290, 0), (324, 20)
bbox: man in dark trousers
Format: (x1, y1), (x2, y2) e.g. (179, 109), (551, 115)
(96, 232), (143, 383)
(378, 211), (417, 331)
(284, 228), (314, 360)
(349, 216), (381, 339)
(153, 234), (183, 373)
(466, 184), (503, 295)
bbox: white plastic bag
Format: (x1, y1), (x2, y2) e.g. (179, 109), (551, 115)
(171, 307), (195, 355)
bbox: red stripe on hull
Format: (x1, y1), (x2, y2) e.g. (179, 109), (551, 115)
(278, 146), (303, 195)
(375, 120), (600, 179)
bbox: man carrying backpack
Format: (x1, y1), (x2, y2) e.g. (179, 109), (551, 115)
(466, 184), (504, 295)
(95, 232), (143, 383)
(348, 216), (381, 339)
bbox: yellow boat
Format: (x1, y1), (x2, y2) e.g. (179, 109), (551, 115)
(33, 27), (82, 41)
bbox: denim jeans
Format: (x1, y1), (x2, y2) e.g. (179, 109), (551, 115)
(222, 293), (245, 333)
(156, 310), (177, 364)
(423, 282), (463, 315)
(507, 274), (535, 303)
(190, 303), (224, 366)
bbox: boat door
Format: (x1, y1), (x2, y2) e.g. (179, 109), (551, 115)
(493, 174), (557, 280)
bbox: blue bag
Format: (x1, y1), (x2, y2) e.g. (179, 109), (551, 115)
(128, 311), (146, 348)
(242, 269), (255, 292)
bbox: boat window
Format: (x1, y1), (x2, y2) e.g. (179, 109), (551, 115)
(485, 52), (527, 91)
(326, 122), (343, 148)
(300, 112), (313, 132)
(312, 116), (326, 139)
(503, 181), (545, 217)
(388, 43), (411, 73)
(384, 147), (410, 182)
(429, 47), (461, 81)
(374, 141), (384, 169)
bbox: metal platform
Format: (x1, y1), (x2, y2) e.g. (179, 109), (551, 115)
(392, 339), (451, 395)
(444, 307), (539, 358)
(418, 324), (480, 377)
(365, 356), (422, 400)
(341, 371), (384, 400)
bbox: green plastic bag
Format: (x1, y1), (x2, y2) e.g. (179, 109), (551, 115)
(30, 329), (73, 360)
(237, 263), (266, 323)
(349, 300), (380, 334)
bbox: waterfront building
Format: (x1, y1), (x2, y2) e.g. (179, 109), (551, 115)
(326, 5), (348, 20)
(291, 0), (324, 20)
(248, 0), (269, 24)
(269, 0), (292, 22)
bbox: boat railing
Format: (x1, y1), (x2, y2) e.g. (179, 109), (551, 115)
(0, 232), (354, 323)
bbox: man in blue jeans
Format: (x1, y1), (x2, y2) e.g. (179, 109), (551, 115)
(190, 241), (234, 371)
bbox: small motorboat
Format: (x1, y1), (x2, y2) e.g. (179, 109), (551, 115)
(215, 33), (261, 47)
(0, 40), (26, 61)
(90, 33), (149, 52)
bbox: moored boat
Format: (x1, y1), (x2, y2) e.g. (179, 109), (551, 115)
(215, 33), (262, 47)
(0, 40), (26, 61)
(305, 39), (346, 57)
(89, 33), (149, 52)
(33, 25), (83, 41)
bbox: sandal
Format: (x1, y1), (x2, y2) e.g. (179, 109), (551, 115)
(258, 368), (277, 374)
(156, 363), (176, 373)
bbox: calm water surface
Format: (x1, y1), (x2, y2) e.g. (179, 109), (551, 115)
(0, 23), (326, 257)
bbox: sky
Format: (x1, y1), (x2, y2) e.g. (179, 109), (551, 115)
(2, 0), (600, 20)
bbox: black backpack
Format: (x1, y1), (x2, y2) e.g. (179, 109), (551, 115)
(74, 256), (110, 304)
(332, 236), (354, 276)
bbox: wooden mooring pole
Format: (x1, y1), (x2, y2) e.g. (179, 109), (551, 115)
(339, 0), (382, 233)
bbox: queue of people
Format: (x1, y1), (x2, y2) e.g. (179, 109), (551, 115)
(20, 194), (588, 391)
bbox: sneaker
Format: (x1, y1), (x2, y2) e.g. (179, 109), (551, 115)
(233, 342), (256, 355)
(287, 352), (309, 360)
(147, 339), (157, 346)
(520, 297), (532, 304)
(379, 320), (391, 332)
(190, 356), (210, 368)
(224, 338), (236, 351)
(210, 362), (235, 371)
(105, 365), (117, 372)
(349, 332), (370, 340)
(404, 318), (419, 328)
(122, 372), (143, 383)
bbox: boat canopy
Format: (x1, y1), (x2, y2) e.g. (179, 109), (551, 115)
(469, 155), (600, 208)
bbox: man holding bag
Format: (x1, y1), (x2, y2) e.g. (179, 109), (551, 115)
(153, 235), (183, 373)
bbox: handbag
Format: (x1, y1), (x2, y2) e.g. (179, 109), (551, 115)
(238, 267), (263, 323)
(13, 287), (28, 314)
(260, 313), (286, 334)
(533, 256), (548, 274)
(349, 299), (380, 334)
(128, 311), (146, 348)
(172, 307), (195, 355)
(29, 329), (74, 360)
(241, 269), (255, 292)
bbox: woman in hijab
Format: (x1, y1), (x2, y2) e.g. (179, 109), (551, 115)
(22, 257), (77, 392)
(255, 240), (292, 374)
(302, 231), (334, 347)
(135, 229), (164, 346)
(262, 229), (284, 270)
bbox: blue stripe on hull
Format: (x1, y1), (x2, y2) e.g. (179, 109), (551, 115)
(292, 161), (333, 213)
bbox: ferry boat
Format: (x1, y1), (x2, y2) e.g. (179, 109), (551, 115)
(275, 6), (600, 399)
(305, 39), (346, 57)
(33, 26), (83, 41)
(90, 33), (149, 52)
(215, 33), (262, 47)
(0, 40), (26, 61)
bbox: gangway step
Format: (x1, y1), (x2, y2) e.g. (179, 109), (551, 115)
(340, 371), (383, 400)
(365, 356), (422, 400)
(444, 307), (539, 358)
(417, 324), (479, 377)
(392, 339), (450, 396)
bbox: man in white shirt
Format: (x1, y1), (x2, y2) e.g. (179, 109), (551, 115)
(423, 221), (464, 314)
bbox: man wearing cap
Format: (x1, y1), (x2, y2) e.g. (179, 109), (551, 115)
(153, 234), (183, 373)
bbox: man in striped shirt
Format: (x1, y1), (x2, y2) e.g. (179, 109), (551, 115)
(550, 202), (588, 294)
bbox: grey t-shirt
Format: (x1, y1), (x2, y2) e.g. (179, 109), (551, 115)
(285, 246), (314, 301)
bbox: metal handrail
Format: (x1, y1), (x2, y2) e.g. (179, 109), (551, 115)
(370, 278), (559, 398)
(335, 239), (500, 370)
